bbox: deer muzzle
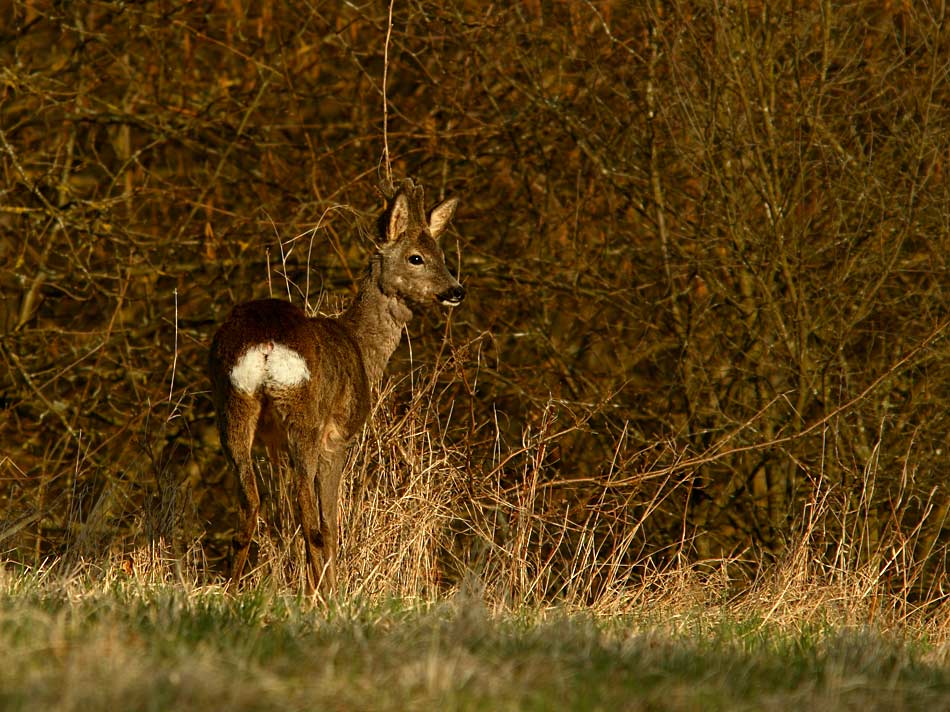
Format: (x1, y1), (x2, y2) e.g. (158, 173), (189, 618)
(438, 285), (466, 307)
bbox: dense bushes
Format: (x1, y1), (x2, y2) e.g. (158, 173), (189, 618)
(2, 1), (948, 601)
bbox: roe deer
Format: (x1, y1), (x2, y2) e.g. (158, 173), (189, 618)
(208, 178), (465, 593)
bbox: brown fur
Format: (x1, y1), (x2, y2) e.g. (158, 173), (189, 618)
(208, 179), (464, 594)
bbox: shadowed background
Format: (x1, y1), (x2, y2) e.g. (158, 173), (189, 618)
(2, 0), (949, 602)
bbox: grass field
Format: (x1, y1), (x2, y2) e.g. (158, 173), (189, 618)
(2, 564), (949, 712)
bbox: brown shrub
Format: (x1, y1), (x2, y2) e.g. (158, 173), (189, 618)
(1, 0), (948, 602)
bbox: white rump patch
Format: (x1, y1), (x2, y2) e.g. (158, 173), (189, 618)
(229, 346), (267, 394)
(230, 342), (311, 394)
(264, 343), (311, 389)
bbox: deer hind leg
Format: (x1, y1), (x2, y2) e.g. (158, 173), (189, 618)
(289, 436), (329, 595)
(290, 436), (346, 596)
(315, 450), (346, 593)
(219, 393), (262, 589)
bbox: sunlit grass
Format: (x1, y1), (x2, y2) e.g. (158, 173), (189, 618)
(2, 564), (949, 712)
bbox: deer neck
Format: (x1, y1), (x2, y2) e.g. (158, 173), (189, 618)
(341, 254), (412, 384)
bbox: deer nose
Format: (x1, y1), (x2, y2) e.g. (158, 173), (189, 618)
(439, 285), (466, 306)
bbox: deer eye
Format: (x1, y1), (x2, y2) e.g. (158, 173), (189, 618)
(408, 254), (424, 266)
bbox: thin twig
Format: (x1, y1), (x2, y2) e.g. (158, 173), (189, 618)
(168, 288), (178, 404)
(382, 0), (396, 185)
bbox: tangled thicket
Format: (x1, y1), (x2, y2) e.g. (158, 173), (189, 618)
(2, 1), (949, 603)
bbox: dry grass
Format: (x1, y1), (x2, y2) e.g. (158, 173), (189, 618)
(6, 306), (949, 620)
(63, 351), (950, 636)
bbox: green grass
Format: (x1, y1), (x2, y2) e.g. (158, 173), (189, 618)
(1, 570), (949, 711)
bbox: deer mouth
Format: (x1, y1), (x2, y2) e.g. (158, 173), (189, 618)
(437, 285), (466, 307)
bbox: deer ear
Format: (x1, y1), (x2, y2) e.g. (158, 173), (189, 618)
(387, 193), (410, 242)
(428, 197), (458, 239)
